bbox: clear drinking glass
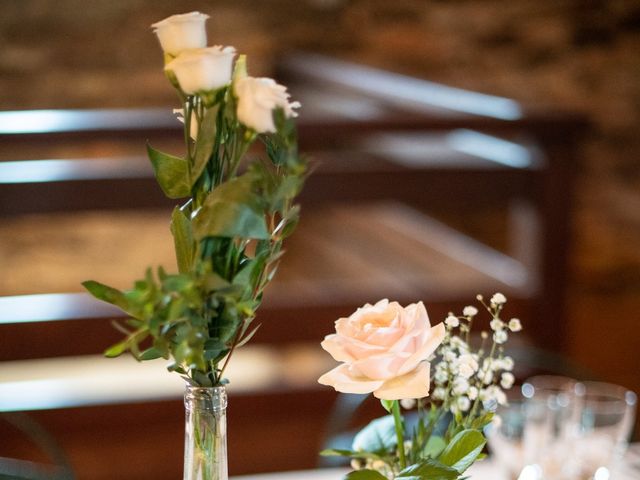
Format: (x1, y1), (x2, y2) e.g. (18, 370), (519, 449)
(486, 395), (528, 478)
(566, 381), (637, 479)
(520, 375), (582, 480)
(183, 385), (228, 480)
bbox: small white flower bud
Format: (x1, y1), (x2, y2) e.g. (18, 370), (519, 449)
(468, 386), (479, 400)
(463, 306), (478, 317)
(445, 315), (460, 328)
(490, 318), (504, 331)
(493, 330), (508, 344)
(508, 318), (522, 332)
(501, 372), (515, 389)
(400, 398), (416, 410)
(457, 396), (471, 412)
(481, 331), (489, 339)
(490, 292), (507, 305)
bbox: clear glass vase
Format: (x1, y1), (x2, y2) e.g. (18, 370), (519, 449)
(183, 384), (228, 480)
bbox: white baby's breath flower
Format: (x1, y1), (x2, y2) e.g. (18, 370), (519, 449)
(445, 315), (459, 328)
(501, 356), (514, 371)
(488, 385), (507, 406)
(444, 350), (457, 363)
(351, 459), (363, 470)
(493, 330), (508, 344)
(435, 368), (448, 383)
(500, 372), (515, 389)
(457, 396), (471, 412)
(432, 387), (446, 400)
(508, 318), (522, 332)
(450, 336), (469, 353)
(490, 293), (507, 305)
(453, 377), (470, 395)
(480, 368), (494, 385)
(490, 318), (504, 331)
(468, 386), (479, 400)
(456, 354), (479, 379)
(463, 306), (478, 317)
(400, 398), (416, 410)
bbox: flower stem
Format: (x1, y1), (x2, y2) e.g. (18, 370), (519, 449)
(391, 400), (407, 470)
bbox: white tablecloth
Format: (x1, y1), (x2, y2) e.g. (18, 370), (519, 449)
(232, 461), (501, 480)
(233, 445), (640, 480)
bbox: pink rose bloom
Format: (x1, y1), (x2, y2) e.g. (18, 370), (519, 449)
(318, 299), (445, 400)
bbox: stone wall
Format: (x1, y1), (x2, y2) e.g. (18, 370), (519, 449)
(1, 0), (639, 391)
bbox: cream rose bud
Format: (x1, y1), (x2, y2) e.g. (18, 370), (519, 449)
(152, 12), (209, 56)
(318, 299), (445, 400)
(234, 76), (301, 133)
(165, 46), (236, 95)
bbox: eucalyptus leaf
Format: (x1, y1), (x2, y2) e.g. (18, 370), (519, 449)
(438, 429), (486, 474)
(139, 347), (165, 361)
(83, 280), (130, 312)
(147, 143), (190, 199)
(104, 341), (127, 358)
(320, 449), (384, 461)
(171, 206), (195, 273)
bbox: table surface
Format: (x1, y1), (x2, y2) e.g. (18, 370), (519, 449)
(233, 445), (640, 480)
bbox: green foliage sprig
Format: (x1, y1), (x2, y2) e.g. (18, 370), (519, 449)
(83, 55), (306, 387)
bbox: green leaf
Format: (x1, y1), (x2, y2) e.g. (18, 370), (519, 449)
(139, 347), (164, 361)
(320, 449), (384, 461)
(396, 459), (459, 480)
(235, 323), (261, 348)
(104, 341), (127, 358)
(83, 280), (129, 311)
(171, 206), (195, 273)
(380, 399), (394, 413)
(352, 415), (397, 453)
(438, 429), (486, 474)
(193, 175), (269, 240)
(147, 143), (190, 199)
(192, 106), (218, 185)
(343, 470), (388, 480)
(423, 435), (447, 459)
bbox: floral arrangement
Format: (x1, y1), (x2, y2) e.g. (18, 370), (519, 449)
(319, 294), (521, 480)
(83, 11), (306, 388)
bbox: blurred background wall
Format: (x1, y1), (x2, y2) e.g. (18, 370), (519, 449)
(1, 2), (639, 472)
(2, 0), (638, 399)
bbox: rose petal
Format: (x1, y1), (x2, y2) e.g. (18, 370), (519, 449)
(320, 335), (356, 363)
(373, 362), (431, 400)
(318, 364), (384, 394)
(398, 322), (445, 376)
(352, 351), (411, 380)
(364, 326), (404, 347)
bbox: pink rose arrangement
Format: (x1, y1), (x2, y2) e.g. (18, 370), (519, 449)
(319, 295), (521, 480)
(319, 299), (445, 400)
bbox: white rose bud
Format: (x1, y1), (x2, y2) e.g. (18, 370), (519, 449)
(152, 12), (209, 56)
(234, 76), (300, 133)
(165, 46), (236, 95)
